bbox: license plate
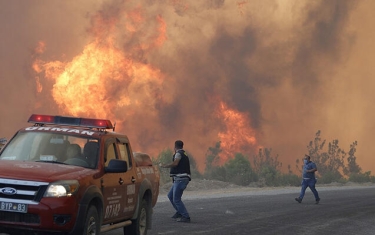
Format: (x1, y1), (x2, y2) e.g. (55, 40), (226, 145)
(0, 201), (28, 213)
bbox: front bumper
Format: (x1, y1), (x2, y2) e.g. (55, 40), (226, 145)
(0, 197), (80, 234)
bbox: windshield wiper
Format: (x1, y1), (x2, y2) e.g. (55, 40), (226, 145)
(35, 160), (68, 165)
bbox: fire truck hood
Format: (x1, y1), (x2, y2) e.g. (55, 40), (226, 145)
(0, 160), (93, 182)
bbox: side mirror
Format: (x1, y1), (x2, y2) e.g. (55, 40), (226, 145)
(105, 159), (128, 173)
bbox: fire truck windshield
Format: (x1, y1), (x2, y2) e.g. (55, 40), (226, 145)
(0, 131), (99, 169)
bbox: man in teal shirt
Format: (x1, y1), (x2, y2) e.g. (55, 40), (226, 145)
(295, 155), (320, 204)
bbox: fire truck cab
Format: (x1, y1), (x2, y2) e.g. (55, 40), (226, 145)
(0, 114), (160, 235)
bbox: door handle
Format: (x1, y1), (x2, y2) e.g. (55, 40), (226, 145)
(131, 177), (136, 183)
(119, 178), (124, 185)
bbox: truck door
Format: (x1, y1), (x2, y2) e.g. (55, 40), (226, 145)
(117, 139), (137, 218)
(102, 138), (129, 223)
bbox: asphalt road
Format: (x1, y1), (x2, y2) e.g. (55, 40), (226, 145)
(105, 185), (375, 235)
(1, 186), (374, 235)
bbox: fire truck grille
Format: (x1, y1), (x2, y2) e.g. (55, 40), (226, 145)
(0, 211), (40, 224)
(0, 178), (49, 203)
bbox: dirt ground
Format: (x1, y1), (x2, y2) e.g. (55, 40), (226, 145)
(158, 179), (375, 202)
(159, 179), (243, 193)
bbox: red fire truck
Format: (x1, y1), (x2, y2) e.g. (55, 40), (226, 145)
(0, 114), (160, 235)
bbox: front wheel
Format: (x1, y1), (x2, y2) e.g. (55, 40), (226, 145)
(123, 199), (149, 235)
(83, 206), (100, 235)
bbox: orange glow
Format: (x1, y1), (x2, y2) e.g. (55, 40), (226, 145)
(216, 101), (259, 164)
(3, 0), (375, 176)
(29, 2), (265, 171)
(34, 41), (46, 54)
(32, 9), (167, 123)
(237, 1), (248, 15)
(35, 76), (43, 93)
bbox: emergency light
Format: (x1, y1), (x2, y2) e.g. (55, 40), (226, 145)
(28, 114), (114, 129)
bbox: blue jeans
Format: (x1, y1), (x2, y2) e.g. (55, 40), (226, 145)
(168, 178), (190, 218)
(299, 178), (320, 201)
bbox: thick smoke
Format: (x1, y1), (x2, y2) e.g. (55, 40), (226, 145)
(1, 0), (374, 173)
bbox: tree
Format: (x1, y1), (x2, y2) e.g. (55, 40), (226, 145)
(307, 130), (326, 157)
(204, 141), (223, 179)
(343, 141), (361, 176)
(326, 139), (345, 174)
(224, 153), (257, 186)
(304, 130), (347, 183)
(253, 148), (282, 174)
(205, 141), (222, 171)
(253, 148), (288, 186)
(296, 130), (325, 174)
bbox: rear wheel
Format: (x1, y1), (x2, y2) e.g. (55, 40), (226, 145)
(83, 206), (100, 235)
(124, 199), (149, 235)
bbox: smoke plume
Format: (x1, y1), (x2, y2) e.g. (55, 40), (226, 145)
(1, 0), (374, 173)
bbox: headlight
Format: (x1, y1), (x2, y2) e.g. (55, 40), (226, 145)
(44, 180), (79, 197)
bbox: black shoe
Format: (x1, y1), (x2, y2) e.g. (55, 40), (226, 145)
(295, 197), (302, 203)
(315, 199), (320, 204)
(171, 212), (182, 219)
(176, 217), (191, 223)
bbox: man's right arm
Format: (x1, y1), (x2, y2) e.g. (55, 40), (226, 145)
(307, 163), (317, 172)
(160, 153), (181, 168)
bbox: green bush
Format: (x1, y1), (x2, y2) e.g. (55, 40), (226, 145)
(259, 165), (279, 186)
(224, 153), (257, 186)
(349, 171), (372, 183)
(277, 173), (301, 187)
(318, 170), (343, 184)
(186, 150), (203, 180)
(206, 166), (227, 182)
(155, 131), (375, 187)
(153, 148), (174, 185)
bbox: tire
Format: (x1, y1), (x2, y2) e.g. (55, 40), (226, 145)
(123, 199), (149, 235)
(83, 206), (100, 235)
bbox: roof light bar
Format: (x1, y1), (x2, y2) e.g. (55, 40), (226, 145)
(28, 114), (114, 129)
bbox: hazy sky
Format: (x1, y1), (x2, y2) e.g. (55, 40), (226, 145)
(1, 0), (374, 173)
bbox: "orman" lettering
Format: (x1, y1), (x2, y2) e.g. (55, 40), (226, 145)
(25, 127), (95, 136)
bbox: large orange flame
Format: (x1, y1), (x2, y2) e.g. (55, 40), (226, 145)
(216, 101), (259, 164)
(31, 2), (261, 169)
(32, 7), (168, 127)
